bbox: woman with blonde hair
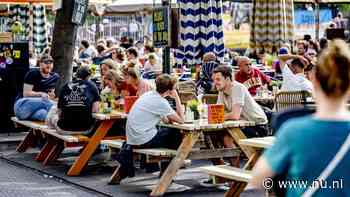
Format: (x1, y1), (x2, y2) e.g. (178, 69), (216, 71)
(103, 70), (128, 101)
(250, 40), (350, 196)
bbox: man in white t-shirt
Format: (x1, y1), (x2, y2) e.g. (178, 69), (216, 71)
(115, 74), (184, 181)
(278, 54), (313, 94)
(211, 66), (268, 168)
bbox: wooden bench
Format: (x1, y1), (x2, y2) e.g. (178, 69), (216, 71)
(102, 139), (242, 185)
(102, 139), (177, 157)
(12, 117), (91, 164)
(102, 139), (178, 184)
(200, 165), (253, 197)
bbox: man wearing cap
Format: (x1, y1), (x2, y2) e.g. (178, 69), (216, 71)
(54, 66), (100, 134)
(14, 54), (59, 121)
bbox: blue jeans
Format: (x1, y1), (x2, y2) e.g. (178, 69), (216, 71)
(14, 97), (54, 121)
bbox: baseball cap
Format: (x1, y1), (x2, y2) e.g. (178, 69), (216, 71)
(39, 54), (53, 64)
(76, 66), (91, 79)
(279, 47), (289, 55)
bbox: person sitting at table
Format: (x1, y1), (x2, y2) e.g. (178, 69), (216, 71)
(126, 47), (142, 71)
(100, 58), (120, 77)
(249, 40), (350, 197)
(125, 67), (152, 96)
(296, 40), (308, 57)
(143, 53), (162, 74)
(99, 59), (120, 89)
(46, 66), (100, 134)
(213, 65), (268, 138)
(14, 54), (59, 121)
(278, 54), (313, 94)
(235, 56), (271, 96)
(103, 70), (132, 103)
(115, 74), (185, 180)
(110, 47), (126, 68)
(197, 52), (220, 94)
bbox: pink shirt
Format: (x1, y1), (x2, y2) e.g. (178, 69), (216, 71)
(137, 80), (152, 96)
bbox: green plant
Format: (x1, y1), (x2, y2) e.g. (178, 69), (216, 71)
(187, 99), (199, 112)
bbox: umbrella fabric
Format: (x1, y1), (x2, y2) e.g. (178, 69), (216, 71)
(250, 0), (294, 53)
(176, 0), (224, 66)
(32, 5), (48, 54)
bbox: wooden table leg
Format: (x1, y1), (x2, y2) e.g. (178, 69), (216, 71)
(16, 129), (36, 152)
(108, 164), (122, 185)
(35, 136), (57, 162)
(150, 132), (200, 197)
(243, 150), (261, 170)
(67, 119), (115, 176)
(224, 182), (248, 197)
(43, 141), (64, 165)
(227, 128), (255, 159)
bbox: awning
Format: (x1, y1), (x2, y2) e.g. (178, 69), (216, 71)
(0, 0), (112, 5)
(104, 0), (177, 14)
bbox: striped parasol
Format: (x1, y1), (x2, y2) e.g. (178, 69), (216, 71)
(32, 5), (48, 54)
(176, 0), (225, 66)
(250, 0), (294, 53)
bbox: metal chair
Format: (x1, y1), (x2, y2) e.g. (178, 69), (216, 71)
(274, 91), (310, 112)
(177, 80), (197, 94)
(178, 91), (198, 105)
(201, 94), (218, 104)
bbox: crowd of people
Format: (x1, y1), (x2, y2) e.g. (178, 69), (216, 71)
(13, 32), (350, 195)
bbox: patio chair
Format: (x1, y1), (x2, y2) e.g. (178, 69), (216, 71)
(201, 94), (218, 104)
(274, 90), (310, 112)
(178, 91), (198, 105)
(177, 80), (197, 94)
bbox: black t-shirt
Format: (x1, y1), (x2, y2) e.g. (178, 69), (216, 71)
(57, 80), (100, 131)
(24, 68), (60, 93)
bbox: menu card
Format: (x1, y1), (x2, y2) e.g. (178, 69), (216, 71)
(208, 104), (224, 124)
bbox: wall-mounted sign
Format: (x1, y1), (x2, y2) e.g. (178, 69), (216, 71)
(72, 0), (89, 25)
(153, 7), (170, 48)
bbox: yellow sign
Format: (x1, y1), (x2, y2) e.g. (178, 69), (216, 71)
(13, 50), (21, 59)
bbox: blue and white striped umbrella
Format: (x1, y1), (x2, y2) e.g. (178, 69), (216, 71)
(176, 0), (224, 66)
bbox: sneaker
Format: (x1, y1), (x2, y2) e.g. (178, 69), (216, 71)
(199, 178), (225, 188)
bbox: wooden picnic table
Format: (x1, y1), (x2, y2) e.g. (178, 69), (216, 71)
(66, 110), (127, 176)
(239, 136), (275, 149)
(220, 136), (275, 197)
(150, 119), (256, 197)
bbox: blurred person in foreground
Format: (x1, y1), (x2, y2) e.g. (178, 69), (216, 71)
(250, 40), (350, 196)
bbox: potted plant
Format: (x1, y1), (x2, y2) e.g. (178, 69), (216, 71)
(100, 87), (114, 114)
(187, 99), (200, 120)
